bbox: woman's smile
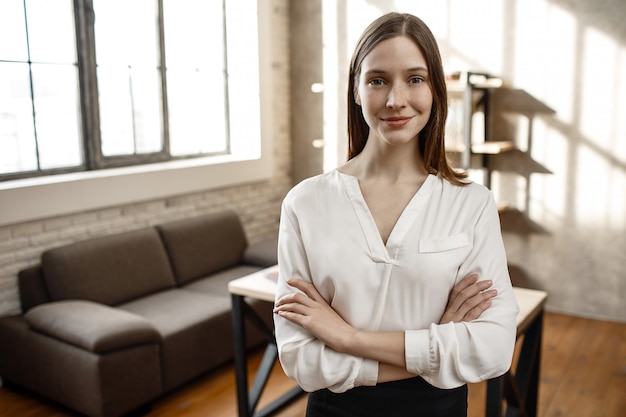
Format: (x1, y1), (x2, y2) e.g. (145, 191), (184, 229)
(381, 116), (413, 129)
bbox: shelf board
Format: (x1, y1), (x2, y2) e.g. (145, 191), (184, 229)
(444, 141), (515, 155)
(471, 141), (516, 154)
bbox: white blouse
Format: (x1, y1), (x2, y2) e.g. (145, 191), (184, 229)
(274, 170), (519, 393)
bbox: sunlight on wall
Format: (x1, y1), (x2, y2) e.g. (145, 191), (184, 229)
(512, 0), (549, 92)
(544, 5), (576, 124)
(580, 27), (617, 153)
(574, 26), (625, 229)
(530, 119), (568, 226)
(447, 0), (503, 73)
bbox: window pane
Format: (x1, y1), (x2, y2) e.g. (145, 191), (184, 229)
(164, 0), (228, 155)
(31, 64), (83, 169)
(97, 67), (136, 156)
(131, 69), (163, 154)
(25, 0), (76, 64)
(0, 63), (37, 174)
(163, 0), (222, 69)
(93, 0), (162, 157)
(167, 70), (227, 155)
(93, 0), (159, 67)
(0, 0), (28, 61)
(98, 67), (163, 156)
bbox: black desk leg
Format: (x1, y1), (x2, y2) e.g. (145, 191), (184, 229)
(514, 311), (543, 417)
(232, 294), (250, 417)
(486, 375), (504, 417)
(486, 311), (544, 417)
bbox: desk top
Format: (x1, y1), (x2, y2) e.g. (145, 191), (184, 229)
(228, 265), (548, 331)
(228, 265), (280, 303)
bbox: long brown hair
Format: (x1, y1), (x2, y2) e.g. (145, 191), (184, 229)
(347, 13), (467, 185)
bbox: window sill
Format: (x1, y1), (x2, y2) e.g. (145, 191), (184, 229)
(0, 152), (273, 227)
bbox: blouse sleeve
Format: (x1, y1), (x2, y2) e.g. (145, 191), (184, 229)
(273, 199), (379, 393)
(404, 190), (520, 389)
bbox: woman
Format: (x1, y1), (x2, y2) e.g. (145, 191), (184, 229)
(273, 12), (519, 417)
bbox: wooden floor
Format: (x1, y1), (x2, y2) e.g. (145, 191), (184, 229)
(1, 312), (624, 417)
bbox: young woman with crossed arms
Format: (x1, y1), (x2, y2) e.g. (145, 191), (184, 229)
(273, 12), (519, 417)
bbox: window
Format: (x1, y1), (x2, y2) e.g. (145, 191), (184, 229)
(0, 0), (254, 181)
(0, 0), (271, 227)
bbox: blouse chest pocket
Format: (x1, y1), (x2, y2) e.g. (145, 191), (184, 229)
(402, 232), (472, 292)
(418, 232), (470, 253)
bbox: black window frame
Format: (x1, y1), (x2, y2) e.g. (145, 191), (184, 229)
(1, 0), (230, 182)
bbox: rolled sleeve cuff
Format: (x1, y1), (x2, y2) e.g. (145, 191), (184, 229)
(404, 329), (436, 376)
(356, 358), (379, 387)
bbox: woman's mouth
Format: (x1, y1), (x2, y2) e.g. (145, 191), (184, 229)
(382, 116), (412, 128)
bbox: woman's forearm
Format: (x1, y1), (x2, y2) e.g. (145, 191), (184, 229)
(377, 363), (418, 383)
(340, 329), (406, 369)
(339, 330), (417, 384)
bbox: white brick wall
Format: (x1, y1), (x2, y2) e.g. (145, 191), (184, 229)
(0, 0), (292, 318)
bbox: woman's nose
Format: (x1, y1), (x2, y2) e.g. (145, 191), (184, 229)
(386, 85), (407, 108)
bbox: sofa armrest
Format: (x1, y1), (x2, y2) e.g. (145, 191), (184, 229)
(25, 300), (161, 353)
(243, 235), (278, 268)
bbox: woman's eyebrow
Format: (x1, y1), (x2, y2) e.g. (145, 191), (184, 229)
(364, 66), (428, 75)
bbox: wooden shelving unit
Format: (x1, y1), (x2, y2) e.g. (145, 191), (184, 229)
(446, 71), (556, 234)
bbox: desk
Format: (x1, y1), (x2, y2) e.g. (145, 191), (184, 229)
(229, 266), (547, 417)
(229, 266), (302, 417)
(487, 287), (548, 417)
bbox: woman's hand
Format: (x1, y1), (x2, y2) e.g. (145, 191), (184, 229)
(274, 278), (355, 352)
(439, 274), (497, 324)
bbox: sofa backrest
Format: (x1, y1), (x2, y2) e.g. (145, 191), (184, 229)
(156, 210), (248, 286)
(18, 266), (51, 312)
(41, 227), (176, 306)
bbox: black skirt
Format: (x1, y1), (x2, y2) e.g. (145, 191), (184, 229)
(306, 376), (467, 417)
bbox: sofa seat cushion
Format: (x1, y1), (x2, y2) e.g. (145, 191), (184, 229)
(25, 300), (161, 353)
(118, 288), (234, 391)
(181, 265), (262, 297)
(117, 289), (230, 338)
(42, 227), (176, 306)
(181, 266), (276, 348)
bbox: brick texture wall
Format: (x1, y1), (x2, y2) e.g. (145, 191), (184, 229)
(0, 0), (292, 318)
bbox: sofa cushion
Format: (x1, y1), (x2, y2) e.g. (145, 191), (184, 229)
(156, 211), (248, 285)
(25, 300), (161, 353)
(42, 227), (176, 305)
(18, 265), (51, 311)
(118, 288), (235, 390)
(182, 265), (261, 297)
(242, 236), (278, 267)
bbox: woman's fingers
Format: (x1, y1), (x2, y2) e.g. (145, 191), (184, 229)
(440, 274), (497, 324)
(275, 290), (313, 308)
(457, 289), (497, 321)
(463, 298), (493, 321)
(274, 278), (322, 317)
(448, 275), (489, 312)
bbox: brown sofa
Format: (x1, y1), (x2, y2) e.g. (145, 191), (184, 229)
(0, 211), (277, 417)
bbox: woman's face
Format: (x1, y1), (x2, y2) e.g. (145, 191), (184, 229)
(355, 35), (433, 149)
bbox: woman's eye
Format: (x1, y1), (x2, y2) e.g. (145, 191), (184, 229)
(409, 76), (424, 84)
(368, 79), (384, 86)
